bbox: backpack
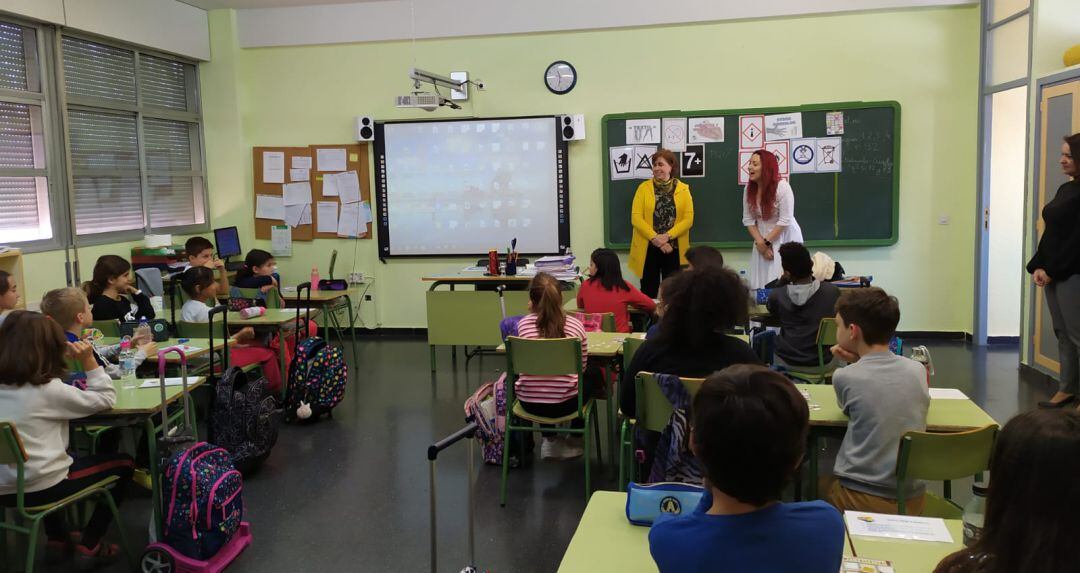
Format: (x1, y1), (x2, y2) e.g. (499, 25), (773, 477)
(464, 373), (508, 465)
(209, 367), (283, 473)
(286, 337), (347, 421)
(162, 442), (244, 560)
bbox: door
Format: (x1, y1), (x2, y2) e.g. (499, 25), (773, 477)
(1032, 79), (1080, 374)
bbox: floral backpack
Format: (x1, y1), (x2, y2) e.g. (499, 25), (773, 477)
(464, 373), (507, 465)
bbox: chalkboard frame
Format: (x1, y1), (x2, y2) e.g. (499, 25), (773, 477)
(600, 100), (901, 249)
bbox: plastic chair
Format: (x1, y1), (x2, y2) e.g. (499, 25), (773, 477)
(895, 424), (999, 517)
(0, 422), (134, 573)
(134, 268), (164, 297)
(785, 318), (838, 384)
(91, 320), (121, 338)
(231, 286), (283, 309)
(500, 336), (601, 505)
(619, 371), (706, 490)
(617, 336), (646, 491)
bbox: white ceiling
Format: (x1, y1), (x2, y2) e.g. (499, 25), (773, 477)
(180, 0), (381, 9)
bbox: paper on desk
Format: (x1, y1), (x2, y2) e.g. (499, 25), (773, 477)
(292, 156), (312, 169)
(337, 202), (365, 237)
(316, 148), (347, 172)
(336, 170), (361, 204)
(262, 151), (284, 183)
(316, 201), (338, 233)
(139, 377), (190, 389)
(255, 195), (285, 220)
(289, 168), (309, 182)
(283, 181), (312, 206)
(929, 388), (968, 400)
(844, 511), (954, 543)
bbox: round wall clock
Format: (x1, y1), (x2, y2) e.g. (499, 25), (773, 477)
(545, 60), (577, 95)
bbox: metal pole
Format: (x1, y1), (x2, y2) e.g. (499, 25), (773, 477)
(429, 459), (437, 573)
(467, 437), (475, 568)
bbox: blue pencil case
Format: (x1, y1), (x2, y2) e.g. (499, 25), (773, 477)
(625, 482), (706, 526)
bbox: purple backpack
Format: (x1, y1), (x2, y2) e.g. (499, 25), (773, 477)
(162, 442), (244, 560)
(464, 374), (507, 465)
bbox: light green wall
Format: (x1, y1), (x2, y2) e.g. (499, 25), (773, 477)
(26, 6), (982, 331)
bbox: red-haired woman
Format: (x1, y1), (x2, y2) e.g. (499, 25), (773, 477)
(742, 150), (803, 289)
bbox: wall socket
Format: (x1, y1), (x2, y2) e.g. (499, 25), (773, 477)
(938, 215), (951, 225)
(348, 272), (364, 284)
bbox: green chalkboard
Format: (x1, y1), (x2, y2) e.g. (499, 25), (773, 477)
(602, 101), (900, 248)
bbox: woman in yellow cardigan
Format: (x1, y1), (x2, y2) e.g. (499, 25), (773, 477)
(629, 148), (695, 298)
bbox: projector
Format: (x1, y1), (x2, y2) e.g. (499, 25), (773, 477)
(395, 92), (458, 112)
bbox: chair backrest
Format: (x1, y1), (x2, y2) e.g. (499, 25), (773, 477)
(233, 286), (283, 309)
(177, 317), (227, 341)
(0, 422), (28, 466)
(506, 336), (582, 378)
(135, 267), (165, 297)
(636, 372), (707, 433)
(623, 336), (645, 371)
(572, 311), (616, 333)
(816, 317), (838, 367)
(92, 319), (122, 337)
(896, 425), (999, 483)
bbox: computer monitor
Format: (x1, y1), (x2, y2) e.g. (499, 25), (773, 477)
(213, 226), (242, 260)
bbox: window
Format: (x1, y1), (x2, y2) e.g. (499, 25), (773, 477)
(62, 35), (206, 238)
(0, 21), (55, 244)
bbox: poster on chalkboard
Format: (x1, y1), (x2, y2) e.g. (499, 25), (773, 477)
(610, 146), (634, 180)
(739, 115), (764, 149)
(626, 119), (661, 145)
(765, 141), (790, 175)
(790, 138), (817, 174)
(816, 137), (843, 173)
(633, 146), (657, 179)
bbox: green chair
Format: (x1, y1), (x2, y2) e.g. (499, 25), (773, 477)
(90, 320), (121, 337)
(501, 336), (601, 505)
(177, 316), (261, 377)
(569, 310), (617, 333)
(0, 422), (133, 573)
(619, 371), (706, 490)
(895, 425), (999, 517)
(785, 318), (839, 385)
(617, 336), (646, 491)
(232, 286), (283, 309)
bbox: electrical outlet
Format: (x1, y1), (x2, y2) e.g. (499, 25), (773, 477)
(938, 215), (951, 225)
(365, 294), (372, 301)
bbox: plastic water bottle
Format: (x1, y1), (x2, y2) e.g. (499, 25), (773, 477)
(135, 317), (151, 344)
(962, 482), (988, 547)
(311, 266), (320, 291)
(119, 336), (137, 389)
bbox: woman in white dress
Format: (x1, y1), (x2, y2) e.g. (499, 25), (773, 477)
(742, 149), (803, 289)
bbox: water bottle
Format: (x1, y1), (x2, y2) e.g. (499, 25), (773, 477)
(962, 482), (988, 547)
(135, 317), (151, 345)
(311, 266), (320, 291)
(118, 336), (137, 390)
(910, 345), (935, 386)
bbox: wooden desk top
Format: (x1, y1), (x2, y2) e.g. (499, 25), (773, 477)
(227, 308), (321, 326)
(86, 376), (207, 417)
(799, 384), (998, 431)
(558, 491), (655, 573)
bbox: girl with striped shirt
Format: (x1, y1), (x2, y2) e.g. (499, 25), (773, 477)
(515, 273), (591, 460)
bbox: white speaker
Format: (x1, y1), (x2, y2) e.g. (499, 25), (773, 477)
(356, 116), (375, 141)
(558, 114), (585, 141)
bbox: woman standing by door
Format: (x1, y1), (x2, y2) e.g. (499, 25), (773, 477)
(743, 150), (803, 289)
(1029, 133), (1080, 409)
(629, 149), (695, 298)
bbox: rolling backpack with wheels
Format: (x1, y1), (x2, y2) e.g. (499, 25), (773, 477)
(285, 282), (348, 421)
(162, 442), (244, 560)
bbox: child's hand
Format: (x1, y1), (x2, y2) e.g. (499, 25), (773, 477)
(830, 344), (859, 363)
(259, 284), (273, 294)
(131, 330), (152, 346)
(137, 341), (158, 357)
(67, 341), (98, 371)
(236, 326), (256, 340)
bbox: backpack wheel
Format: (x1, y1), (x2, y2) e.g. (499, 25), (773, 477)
(140, 548), (175, 573)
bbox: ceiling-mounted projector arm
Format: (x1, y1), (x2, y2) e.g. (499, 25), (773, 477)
(410, 68), (466, 91)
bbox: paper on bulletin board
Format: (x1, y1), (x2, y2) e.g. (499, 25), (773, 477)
(262, 151), (285, 183)
(337, 202), (366, 238)
(688, 117), (725, 143)
(289, 168), (309, 182)
(625, 119), (661, 145)
(764, 141), (790, 176)
(255, 194), (285, 220)
(336, 170), (362, 204)
(321, 173), (338, 197)
(738, 150), (755, 185)
(826, 111), (845, 135)
(609, 146), (634, 180)
(316, 201), (338, 233)
(632, 145), (656, 179)
(739, 115), (765, 150)
(661, 117), (687, 152)
(764, 112), (803, 141)
(291, 156), (312, 169)
(681, 144), (705, 178)
(282, 181), (312, 206)
(359, 200), (373, 224)
(284, 203), (309, 227)
(316, 148), (347, 172)
(790, 139), (816, 173)
(816, 137), (842, 173)
(270, 225), (292, 256)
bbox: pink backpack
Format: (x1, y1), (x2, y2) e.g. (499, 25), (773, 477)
(464, 373), (507, 465)
(571, 312), (605, 332)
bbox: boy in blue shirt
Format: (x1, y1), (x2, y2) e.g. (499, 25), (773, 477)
(649, 364), (845, 573)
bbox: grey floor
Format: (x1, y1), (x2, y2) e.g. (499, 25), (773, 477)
(72, 337), (1054, 572)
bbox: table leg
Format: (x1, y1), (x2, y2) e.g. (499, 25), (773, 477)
(430, 346), (437, 372)
(279, 325), (288, 400)
(146, 417), (162, 541)
(809, 432), (819, 499)
(344, 294), (358, 359)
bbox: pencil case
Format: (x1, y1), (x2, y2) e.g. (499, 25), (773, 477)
(625, 482), (706, 526)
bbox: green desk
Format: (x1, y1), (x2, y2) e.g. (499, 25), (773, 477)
(101, 337), (234, 363)
(229, 308), (321, 398)
(848, 518), (963, 571)
(495, 331), (645, 357)
(281, 285), (361, 358)
(797, 384), (998, 499)
(79, 376), (206, 540)
(558, 491), (655, 573)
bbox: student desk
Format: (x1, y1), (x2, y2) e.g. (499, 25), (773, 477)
(423, 270), (580, 371)
(848, 519), (963, 571)
(228, 308), (321, 398)
(558, 491), (655, 573)
(101, 337), (235, 362)
(78, 376), (207, 540)
(281, 285), (359, 357)
(797, 384), (998, 498)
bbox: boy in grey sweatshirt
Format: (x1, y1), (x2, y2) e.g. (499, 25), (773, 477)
(826, 287), (929, 515)
(767, 242), (841, 368)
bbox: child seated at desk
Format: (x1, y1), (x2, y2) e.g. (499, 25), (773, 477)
(576, 248), (656, 333)
(824, 287), (929, 515)
(684, 244), (724, 270)
(767, 242), (840, 371)
(649, 364), (844, 573)
(40, 287), (157, 384)
(231, 249), (283, 305)
(84, 255), (156, 323)
(0, 269), (18, 326)
(0, 311), (134, 570)
(183, 235), (229, 293)
(182, 267), (281, 391)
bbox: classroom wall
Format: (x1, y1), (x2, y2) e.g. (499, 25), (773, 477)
(199, 5), (981, 331)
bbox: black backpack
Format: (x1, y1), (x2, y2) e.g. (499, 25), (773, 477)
(205, 306), (283, 473)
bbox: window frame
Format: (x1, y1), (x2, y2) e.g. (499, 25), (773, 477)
(58, 31), (209, 247)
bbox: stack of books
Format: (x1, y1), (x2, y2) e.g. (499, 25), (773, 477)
(532, 255), (579, 281)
